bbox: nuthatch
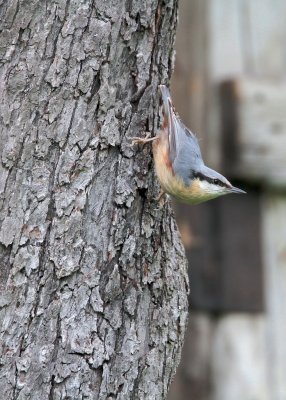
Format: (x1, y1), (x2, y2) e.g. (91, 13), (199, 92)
(132, 85), (246, 205)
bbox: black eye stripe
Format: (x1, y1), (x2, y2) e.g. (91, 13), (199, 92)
(193, 172), (226, 187)
(214, 179), (225, 187)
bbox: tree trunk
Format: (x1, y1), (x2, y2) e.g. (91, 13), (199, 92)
(0, 1), (189, 399)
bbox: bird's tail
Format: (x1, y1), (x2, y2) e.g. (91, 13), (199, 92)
(159, 85), (178, 163)
(159, 85), (173, 123)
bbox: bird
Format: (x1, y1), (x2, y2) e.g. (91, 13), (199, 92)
(132, 85), (246, 205)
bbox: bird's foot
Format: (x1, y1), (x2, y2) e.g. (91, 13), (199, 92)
(131, 132), (158, 146)
(155, 189), (168, 207)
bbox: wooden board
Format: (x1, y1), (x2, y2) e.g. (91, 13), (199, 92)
(171, 0), (208, 149)
(221, 79), (286, 185)
(211, 314), (269, 400)
(247, 0), (286, 78)
(174, 188), (264, 312)
(262, 194), (286, 398)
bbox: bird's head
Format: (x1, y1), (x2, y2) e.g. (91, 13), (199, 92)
(189, 165), (246, 204)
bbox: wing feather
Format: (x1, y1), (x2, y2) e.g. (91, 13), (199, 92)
(159, 85), (203, 185)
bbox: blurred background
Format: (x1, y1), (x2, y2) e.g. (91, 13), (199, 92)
(168, 1), (286, 400)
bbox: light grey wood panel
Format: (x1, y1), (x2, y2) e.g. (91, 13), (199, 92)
(262, 194), (286, 399)
(221, 78), (286, 185)
(210, 315), (269, 400)
(208, 0), (244, 82)
(248, 0), (286, 78)
(206, 0), (245, 169)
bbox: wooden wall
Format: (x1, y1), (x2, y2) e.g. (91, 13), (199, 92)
(169, 1), (286, 399)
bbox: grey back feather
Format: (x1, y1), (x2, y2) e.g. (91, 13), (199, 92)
(159, 84), (205, 186)
(170, 115), (204, 185)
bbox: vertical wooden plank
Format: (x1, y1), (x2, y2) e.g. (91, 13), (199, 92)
(247, 0), (286, 77)
(219, 192), (264, 312)
(168, 313), (214, 400)
(175, 201), (223, 311)
(206, 0), (245, 169)
(171, 0), (208, 152)
(248, 2), (286, 397)
(175, 191), (264, 313)
(211, 315), (270, 400)
(262, 194), (286, 399)
(208, 0), (244, 82)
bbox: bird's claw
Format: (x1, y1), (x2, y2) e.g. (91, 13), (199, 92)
(131, 132), (157, 146)
(155, 189), (168, 207)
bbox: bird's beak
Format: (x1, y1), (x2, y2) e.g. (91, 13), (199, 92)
(230, 186), (246, 194)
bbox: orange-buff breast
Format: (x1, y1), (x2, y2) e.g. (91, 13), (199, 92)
(152, 137), (206, 205)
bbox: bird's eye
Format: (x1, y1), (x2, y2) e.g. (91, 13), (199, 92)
(213, 179), (219, 185)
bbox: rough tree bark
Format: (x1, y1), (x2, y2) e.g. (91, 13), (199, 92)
(0, 1), (189, 399)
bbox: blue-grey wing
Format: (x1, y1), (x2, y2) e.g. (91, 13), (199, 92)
(172, 117), (203, 185)
(159, 85), (203, 185)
